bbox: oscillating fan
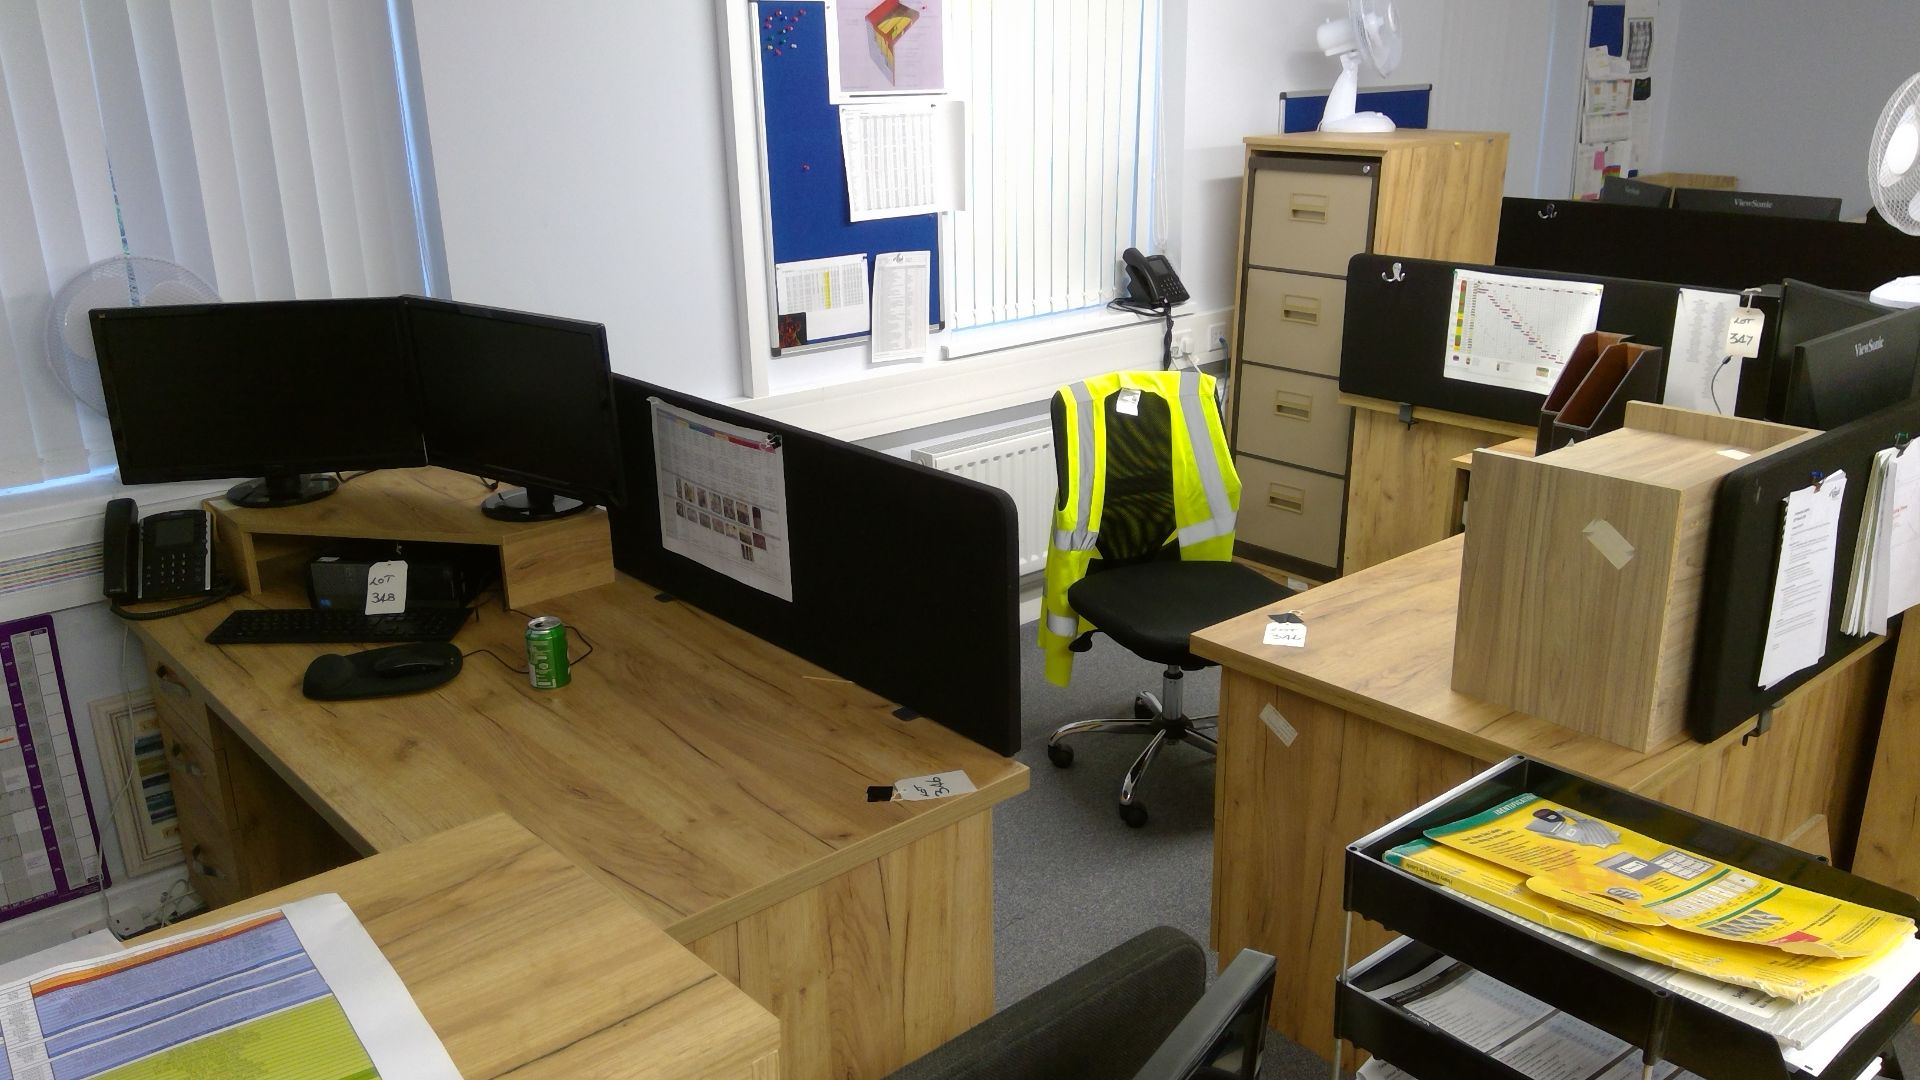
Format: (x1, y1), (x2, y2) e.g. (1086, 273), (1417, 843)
(1316, 0), (1402, 133)
(43, 256), (217, 415)
(1868, 73), (1920, 308)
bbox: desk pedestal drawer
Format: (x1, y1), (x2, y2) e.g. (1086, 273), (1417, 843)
(1233, 366), (1351, 476)
(171, 778), (244, 909)
(156, 713), (226, 817)
(1239, 270), (1347, 378)
(1235, 457), (1345, 569)
(147, 662), (214, 750)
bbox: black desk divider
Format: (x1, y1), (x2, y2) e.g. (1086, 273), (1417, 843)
(1690, 398), (1920, 743)
(1339, 756), (1920, 1080)
(606, 377), (1020, 756)
(1497, 197), (1920, 296)
(1340, 254), (1782, 425)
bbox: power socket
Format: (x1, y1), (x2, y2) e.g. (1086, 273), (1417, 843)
(1207, 322), (1228, 353)
(1173, 330), (1194, 360)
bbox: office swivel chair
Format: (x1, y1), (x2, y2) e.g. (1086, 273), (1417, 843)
(1041, 373), (1293, 827)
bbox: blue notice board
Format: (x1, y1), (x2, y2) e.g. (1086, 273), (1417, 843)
(1587, 1), (1625, 56)
(756, 2), (941, 351)
(1280, 85), (1431, 134)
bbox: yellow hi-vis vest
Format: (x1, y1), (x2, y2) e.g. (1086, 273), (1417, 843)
(1039, 370), (1240, 686)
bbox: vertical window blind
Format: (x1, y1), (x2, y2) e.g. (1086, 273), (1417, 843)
(948, 0), (1162, 331)
(0, 0), (425, 493)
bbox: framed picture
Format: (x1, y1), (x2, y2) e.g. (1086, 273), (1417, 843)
(87, 692), (180, 878)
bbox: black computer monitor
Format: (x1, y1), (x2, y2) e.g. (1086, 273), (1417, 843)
(1672, 187), (1843, 221)
(1760, 280), (1891, 420)
(406, 297), (623, 521)
(91, 299), (424, 507)
(1784, 305), (1920, 429)
(1598, 175), (1670, 207)
(1133, 950), (1276, 1080)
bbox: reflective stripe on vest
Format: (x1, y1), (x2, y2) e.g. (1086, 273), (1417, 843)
(1174, 370), (1236, 546)
(1045, 610), (1079, 638)
(1053, 381), (1100, 552)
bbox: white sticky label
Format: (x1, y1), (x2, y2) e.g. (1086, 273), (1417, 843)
(1717, 448), (1751, 461)
(1258, 704), (1298, 747)
(894, 770), (976, 801)
(1116, 388), (1141, 416)
(1726, 308), (1765, 360)
(1583, 519), (1635, 570)
(364, 560), (407, 615)
(1263, 619), (1306, 648)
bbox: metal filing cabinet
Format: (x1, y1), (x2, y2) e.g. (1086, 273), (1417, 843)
(1226, 130), (1507, 581)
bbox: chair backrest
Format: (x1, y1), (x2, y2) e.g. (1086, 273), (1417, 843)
(1049, 381), (1182, 567)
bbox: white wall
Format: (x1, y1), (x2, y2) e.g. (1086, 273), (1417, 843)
(407, 1), (1592, 418)
(409, 1), (743, 401)
(1660, 0), (1920, 217)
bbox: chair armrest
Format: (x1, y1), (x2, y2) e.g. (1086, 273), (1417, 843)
(885, 926), (1207, 1080)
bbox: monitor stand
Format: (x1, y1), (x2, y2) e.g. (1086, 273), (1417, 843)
(227, 472), (338, 508)
(482, 486), (587, 522)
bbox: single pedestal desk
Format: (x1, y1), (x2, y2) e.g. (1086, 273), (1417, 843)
(1193, 534), (1899, 1055)
(129, 469), (1029, 1080)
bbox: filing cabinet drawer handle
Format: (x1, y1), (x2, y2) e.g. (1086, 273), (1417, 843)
(1267, 484), (1306, 515)
(189, 844), (222, 878)
(1288, 194), (1329, 223)
(1272, 391), (1313, 423)
(1280, 296), (1320, 326)
(167, 742), (205, 778)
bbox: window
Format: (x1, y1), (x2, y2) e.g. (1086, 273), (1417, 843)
(945, 0), (1164, 331)
(0, 1), (429, 494)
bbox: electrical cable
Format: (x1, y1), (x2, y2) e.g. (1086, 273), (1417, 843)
(108, 580), (238, 622)
(459, 605), (596, 674)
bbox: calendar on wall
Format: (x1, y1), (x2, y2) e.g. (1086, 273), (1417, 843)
(0, 614), (106, 919)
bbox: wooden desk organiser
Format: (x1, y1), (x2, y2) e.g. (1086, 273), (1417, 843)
(206, 468), (613, 609)
(1452, 404), (1813, 751)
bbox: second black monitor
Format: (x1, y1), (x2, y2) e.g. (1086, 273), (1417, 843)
(407, 298), (624, 521)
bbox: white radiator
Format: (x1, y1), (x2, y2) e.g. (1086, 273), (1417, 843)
(911, 419), (1056, 577)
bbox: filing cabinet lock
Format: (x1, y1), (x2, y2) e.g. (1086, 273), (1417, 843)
(1267, 484), (1307, 515)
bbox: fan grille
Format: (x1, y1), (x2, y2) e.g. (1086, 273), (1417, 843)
(42, 256), (217, 416)
(1868, 72), (1920, 235)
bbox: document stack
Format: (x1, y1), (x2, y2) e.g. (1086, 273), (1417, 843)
(1364, 795), (1918, 1078)
(1841, 442), (1920, 637)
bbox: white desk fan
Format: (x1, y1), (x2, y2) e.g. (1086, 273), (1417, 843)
(1316, 0), (1401, 133)
(1868, 73), (1920, 308)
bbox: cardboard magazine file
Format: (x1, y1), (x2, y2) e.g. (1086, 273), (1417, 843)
(1548, 341), (1665, 453)
(1536, 331), (1630, 455)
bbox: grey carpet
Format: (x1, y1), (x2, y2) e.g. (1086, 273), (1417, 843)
(994, 623), (1338, 1080)
(991, 622), (1916, 1079)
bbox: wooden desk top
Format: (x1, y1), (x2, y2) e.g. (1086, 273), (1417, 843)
(134, 571), (1028, 944)
(164, 814), (780, 1078)
(1244, 130), (1506, 154)
(1190, 535), (1887, 792)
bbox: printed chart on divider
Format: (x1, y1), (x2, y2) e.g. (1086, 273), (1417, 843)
(1443, 270), (1605, 395)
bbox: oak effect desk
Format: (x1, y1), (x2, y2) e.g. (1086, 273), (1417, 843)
(1193, 534), (1904, 1054)
(161, 813), (781, 1078)
(130, 472), (1028, 1080)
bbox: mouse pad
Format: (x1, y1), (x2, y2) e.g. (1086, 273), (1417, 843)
(302, 643), (462, 701)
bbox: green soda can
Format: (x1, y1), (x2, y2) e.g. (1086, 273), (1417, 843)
(525, 616), (570, 689)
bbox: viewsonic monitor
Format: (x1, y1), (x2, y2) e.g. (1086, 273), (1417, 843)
(1762, 281), (1891, 420)
(1672, 187), (1843, 221)
(91, 299), (423, 507)
(1598, 175), (1671, 207)
(1784, 305), (1920, 429)
(406, 297), (623, 521)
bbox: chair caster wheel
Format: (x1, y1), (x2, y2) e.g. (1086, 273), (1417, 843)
(1047, 742), (1074, 768)
(1118, 801), (1149, 828)
(1133, 696), (1154, 720)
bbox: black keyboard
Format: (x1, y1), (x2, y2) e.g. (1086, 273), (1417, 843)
(205, 608), (470, 645)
